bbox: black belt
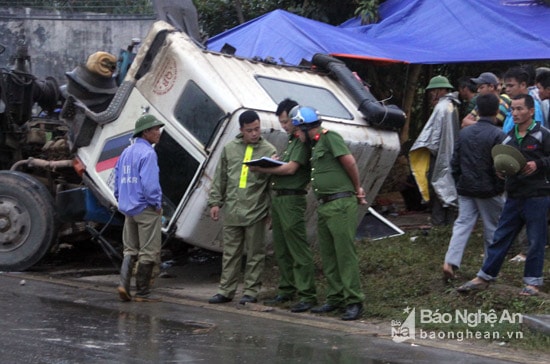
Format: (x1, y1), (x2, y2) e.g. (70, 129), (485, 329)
(318, 191), (354, 203)
(274, 189), (307, 196)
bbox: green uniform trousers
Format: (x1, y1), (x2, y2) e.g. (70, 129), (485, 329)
(218, 218), (267, 298)
(317, 196), (365, 306)
(272, 194), (317, 303)
(122, 207), (162, 264)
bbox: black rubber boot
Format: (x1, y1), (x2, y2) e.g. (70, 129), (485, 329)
(134, 262), (162, 302)
(117, 255), (136, 302)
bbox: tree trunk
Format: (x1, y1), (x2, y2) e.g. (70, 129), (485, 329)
(233, 0), (245, 24)
(400, 64), (422, 145)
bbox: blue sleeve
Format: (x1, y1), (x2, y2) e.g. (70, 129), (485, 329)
(114, 156), (122, 201)
(140, 151), (162, 210)
(502, 113), (514, 134)
(114, 161), (119, 200)
(535, 100), (545, 128)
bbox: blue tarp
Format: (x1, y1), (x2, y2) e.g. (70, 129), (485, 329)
(206, 0), (550, 65)
(206, 9), (407, 65)
(340, 0), (550, 64)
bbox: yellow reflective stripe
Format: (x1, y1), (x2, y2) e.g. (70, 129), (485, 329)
(239, 144), (254, 188)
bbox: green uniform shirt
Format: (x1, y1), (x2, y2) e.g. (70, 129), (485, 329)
(310, 128), (355, 197)
(208, 134), (276, 226)
(271, 134), (310, 191)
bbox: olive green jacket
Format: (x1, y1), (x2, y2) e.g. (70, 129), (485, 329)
(271, 134), (310, 191)
(310, 128), (355, 197)
(208, 134), (276, 226)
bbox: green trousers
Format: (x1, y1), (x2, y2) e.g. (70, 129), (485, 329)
(317, 196), (365, 306)
(218, 218), (267, 298)
(122, 207), (162, 264)
(272, 195), (317, 303)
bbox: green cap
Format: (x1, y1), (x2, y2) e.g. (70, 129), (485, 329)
(426, 75), (454, 90)
(133, 114), (164, 138)
(491, 144), (526, 176)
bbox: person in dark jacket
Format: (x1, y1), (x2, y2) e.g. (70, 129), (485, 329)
(442, 93), (505, 279)
(457, 94), (550, 296)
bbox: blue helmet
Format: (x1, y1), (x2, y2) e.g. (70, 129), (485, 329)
(290, 106), (320, 126)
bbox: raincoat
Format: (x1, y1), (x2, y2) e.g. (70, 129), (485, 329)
(409, 92), (460, 207)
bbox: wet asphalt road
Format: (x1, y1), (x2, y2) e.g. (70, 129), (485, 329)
(0, 272), (530, 364)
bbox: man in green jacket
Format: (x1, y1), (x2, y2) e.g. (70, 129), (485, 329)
(207, 110), (277, 305)
(291, 105), (367, 321)
(249, 99), (317, 313)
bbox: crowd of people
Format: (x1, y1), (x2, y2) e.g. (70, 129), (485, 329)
(410, 66), (550, 297)
(110, 65), (550, 322)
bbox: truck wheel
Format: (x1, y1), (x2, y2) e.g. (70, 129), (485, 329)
(0, 171), (57, 271)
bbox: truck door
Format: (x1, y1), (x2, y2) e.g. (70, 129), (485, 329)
(156, 80), (227, 227)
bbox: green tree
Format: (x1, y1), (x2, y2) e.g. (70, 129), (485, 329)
(354, 0), (380, 24)
(194, 0), (360, 38)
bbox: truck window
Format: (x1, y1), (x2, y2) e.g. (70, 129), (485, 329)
(256, 76), (352, 120)
(173, 81), (225, 147)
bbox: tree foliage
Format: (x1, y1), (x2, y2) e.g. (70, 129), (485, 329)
(354, 0), (380, 25)
(195, 0), (359, 38)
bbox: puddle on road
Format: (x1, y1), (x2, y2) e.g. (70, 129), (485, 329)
(5, 293), (390, 363)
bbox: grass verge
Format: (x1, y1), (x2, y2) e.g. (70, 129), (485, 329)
(263, 224), (550, 352)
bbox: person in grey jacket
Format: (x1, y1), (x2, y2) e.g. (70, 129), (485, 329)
(409, 75), (460, 226)
(443, 93), (505, 279)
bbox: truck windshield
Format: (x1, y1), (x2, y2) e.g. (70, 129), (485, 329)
(173, 81), (225, 147)
(256, 76), (352, 120)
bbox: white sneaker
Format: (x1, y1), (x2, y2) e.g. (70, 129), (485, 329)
(509, 254), (526, 263)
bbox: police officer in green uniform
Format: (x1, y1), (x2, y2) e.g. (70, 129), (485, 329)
(249, 99), (317, 313)
(291, 106), (367, 321)
(207, 110), (277, 305)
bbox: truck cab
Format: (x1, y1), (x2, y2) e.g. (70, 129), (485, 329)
(70, 20), (404, 252)
(0, 19), (404, 270)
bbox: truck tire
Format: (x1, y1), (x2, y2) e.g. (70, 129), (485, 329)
(0, 171), (57, 271)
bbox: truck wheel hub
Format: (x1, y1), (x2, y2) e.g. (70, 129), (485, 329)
(0, 198), (31, 247)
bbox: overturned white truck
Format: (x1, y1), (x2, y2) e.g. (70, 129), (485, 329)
(0, 20), (405, 271)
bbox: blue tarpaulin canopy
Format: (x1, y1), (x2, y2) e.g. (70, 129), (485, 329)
(340, 0), (550, 63)
(206, 0), (550, 65)
(206, 9), (408, 65)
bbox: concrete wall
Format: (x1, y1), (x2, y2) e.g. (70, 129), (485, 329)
(0, 8), (155, 83)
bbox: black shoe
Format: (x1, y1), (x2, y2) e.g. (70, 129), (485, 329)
(290, 301), (315, 313)
(341, 303), (363, 321)
(263, 295), (292, 305)
(239, 295), (258, 305)
(310, 303), (340, 314)
(208, 294), (232, 304)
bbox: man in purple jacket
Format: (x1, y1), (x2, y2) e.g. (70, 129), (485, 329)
(114, 114), (164, 302)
